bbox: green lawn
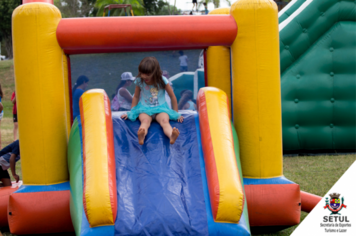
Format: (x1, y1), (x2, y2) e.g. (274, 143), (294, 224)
(255, 154), (355, 236)
(0, 60), (355, 235)
(0, 60), (21, 183)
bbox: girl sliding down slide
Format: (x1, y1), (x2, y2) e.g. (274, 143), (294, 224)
(121, 57), (184, 145)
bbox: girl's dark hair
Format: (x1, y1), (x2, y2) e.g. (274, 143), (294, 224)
(115, 80), (128, 94)
(0, 83), (3, 98)
(178, 90), (193, 109)
(73, 75), (89, 92)
(137, 57), (165, 89)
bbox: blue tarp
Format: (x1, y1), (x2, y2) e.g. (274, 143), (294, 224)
(112, 112), (209, 235)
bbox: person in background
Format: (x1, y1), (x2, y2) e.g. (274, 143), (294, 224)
(0, 140), (20, 187)
(178, 90), (196, 111)
(111, 72), (135, 111)
(192, 0), (197, 11)
(0, 84), (3, 148)
(203, 3), (209, 14)
(72, 75), (89, 120)
(179, 51), (188, 72)
(11, 91), (18, 141)
(162, 70), (170, 79)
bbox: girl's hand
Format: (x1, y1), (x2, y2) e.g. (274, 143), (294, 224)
(177, 116), (184, 123)
(121, 114), (128, 120)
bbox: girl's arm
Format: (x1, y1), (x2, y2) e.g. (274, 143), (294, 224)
(165, 84), (178, 112)
(121, 86), (140, 120)
(131, 86), (141, 108)
(119, 88), (133, 103)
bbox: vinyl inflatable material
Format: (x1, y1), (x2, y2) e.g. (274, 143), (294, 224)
(67, 88), (250, 236)
(279, 0), (356, 151)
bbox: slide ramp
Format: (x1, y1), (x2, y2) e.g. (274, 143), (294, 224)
(68, 88), (250, 236)
(113, 112), (208, 235)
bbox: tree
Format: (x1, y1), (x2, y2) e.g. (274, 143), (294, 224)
(198, 0), (231, 10)
(142, 0), (167, 15)
(157, 3), (180, 15)
(95, 0), (145, 16)
(0, 0), (21, 59)
(54, 0), (97, 18)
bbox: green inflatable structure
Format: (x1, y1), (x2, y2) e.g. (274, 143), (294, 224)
(279, 0), (356, 152)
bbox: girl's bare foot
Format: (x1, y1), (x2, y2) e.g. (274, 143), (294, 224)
(170, 127), (180, 144)
(138, 128), (146, 145)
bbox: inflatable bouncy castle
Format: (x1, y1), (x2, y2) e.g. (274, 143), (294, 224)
(279, 0), (356, 153)
(2, 0), (354, 235)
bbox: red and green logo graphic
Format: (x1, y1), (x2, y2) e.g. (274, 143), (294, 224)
(324, 193), (346, 215)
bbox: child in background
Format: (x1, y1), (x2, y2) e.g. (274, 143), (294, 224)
(179, 51), (188, 72)
(203, 3), (209, 14)
(178, 90), (196, 111)
(192, 0), (197, 11)
(111, 72), (135, 111)
(0, 140), (20, 187)
(72, 75), (89, 120)
(121, 57), (184, 145)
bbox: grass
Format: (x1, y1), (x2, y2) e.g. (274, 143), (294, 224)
(0, 60), (21, 183)
(254, 154), (356, 236)
(0, 60), (355, 236)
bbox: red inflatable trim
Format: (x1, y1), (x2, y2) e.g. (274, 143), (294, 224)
(197, 90), (220, 220)
(8, 190), (74, 234)
(301, 190), (322, 213)
(0, 185), (19, 227)
(57, 15), (237, 54)
(245, 184), (301, 226)
(104, 94), (117, 222)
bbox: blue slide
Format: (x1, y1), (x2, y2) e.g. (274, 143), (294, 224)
(111, 112), (250, 235)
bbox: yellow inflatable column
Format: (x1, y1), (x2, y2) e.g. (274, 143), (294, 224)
(206, 8), (233, 106)
(230, 0), (282, 178)
(12, 3), (70, 184)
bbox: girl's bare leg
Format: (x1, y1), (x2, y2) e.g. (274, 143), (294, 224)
(138, 113), (152, 145)
(156, 113), (180, 144)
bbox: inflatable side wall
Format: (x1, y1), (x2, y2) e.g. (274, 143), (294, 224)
(280, 0), (356, 151)
(67, 88), (250, 235)
(10, 1), (73, 234)
(68, 90), (116, 236)
(278, 0), (307, 23)
(230, 0), (301, 231)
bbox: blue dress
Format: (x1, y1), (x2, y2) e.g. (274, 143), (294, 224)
(127, 77), (180, 121)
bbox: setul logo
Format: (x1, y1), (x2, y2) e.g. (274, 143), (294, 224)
(321, 192), (351, 233)
(324, 193), (347, 215)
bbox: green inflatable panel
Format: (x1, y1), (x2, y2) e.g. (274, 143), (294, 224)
(67, 118), (83, 235)
(279, 0), (356, 151)
(231, 123), (250, 230)
(279, 0), (307, 24)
